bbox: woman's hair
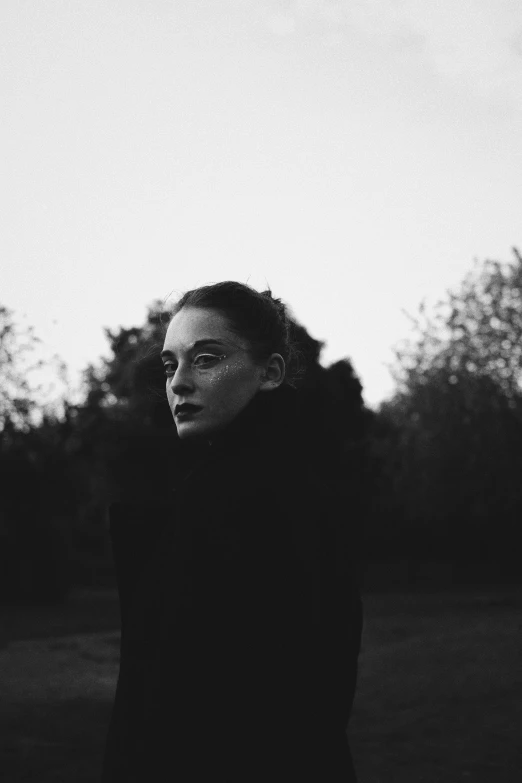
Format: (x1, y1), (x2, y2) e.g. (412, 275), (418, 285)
(169, 281), (302, 387)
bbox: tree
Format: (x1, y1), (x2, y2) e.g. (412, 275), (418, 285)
(0, 304), (68, 435)
(0, 304), (42, 432)
(0, 305), (77, 602)
(394, 247), (522, 400)
(380, 248), (522, 582)
(72, 301), (176, 508)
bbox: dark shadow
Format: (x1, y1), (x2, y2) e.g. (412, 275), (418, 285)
(1, 697), (113, 783)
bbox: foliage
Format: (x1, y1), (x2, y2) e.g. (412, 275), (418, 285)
(0, 305), (67, 435)
(70, 301), (176, 510)
(373, 248), (522, 571)
(394, 247), (522, 399)
(0, 305), (43, 432)
(83, 301), (171, 429)
(0, 305), (77, 602)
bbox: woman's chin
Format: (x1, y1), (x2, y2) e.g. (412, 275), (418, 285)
(176, 419), (210, 441)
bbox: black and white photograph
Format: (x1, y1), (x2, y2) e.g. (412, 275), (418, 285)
(1, 2), (521, 781)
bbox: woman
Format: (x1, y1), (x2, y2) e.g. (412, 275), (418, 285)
(102, 282), (363, 782)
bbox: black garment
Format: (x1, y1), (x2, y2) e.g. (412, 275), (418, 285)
(102, 384), (363, 782)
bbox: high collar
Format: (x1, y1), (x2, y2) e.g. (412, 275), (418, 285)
(173, 384), (302, 491)
(209, 383), (300, 455)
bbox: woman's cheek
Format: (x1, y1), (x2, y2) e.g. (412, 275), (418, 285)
(206, 364), (233, 384)
(203, 361), (257, 408)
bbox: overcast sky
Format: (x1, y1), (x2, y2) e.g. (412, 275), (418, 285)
(2, 0), (522, 408)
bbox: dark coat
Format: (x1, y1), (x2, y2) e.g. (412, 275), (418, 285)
(102, 384), (363, 782)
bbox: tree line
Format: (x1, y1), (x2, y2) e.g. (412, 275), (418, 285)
(2, 250), (522, 602)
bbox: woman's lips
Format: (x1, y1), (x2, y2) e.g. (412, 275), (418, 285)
(175, 405), (203, 418)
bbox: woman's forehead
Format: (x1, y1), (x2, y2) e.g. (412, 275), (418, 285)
(163, 307), (238, 351)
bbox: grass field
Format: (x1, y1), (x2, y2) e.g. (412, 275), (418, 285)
(1, 586), (521, 782)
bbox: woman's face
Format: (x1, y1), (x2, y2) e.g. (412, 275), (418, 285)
(161, 307), (268, 441)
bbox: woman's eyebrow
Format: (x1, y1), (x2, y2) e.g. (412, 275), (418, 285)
(160, 339), (226, 359)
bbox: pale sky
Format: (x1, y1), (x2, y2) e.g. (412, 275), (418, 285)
(2, 0), (522, 408)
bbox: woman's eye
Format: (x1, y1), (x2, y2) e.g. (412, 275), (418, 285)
(163, 354), (225, 376)
(193, 354), (223, 367)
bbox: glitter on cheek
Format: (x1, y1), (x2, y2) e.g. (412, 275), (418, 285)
(205, 360), (247, 385)
(206, 366), (231, 383)
(201, 360), (258, 419)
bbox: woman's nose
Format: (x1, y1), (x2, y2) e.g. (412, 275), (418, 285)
(168, 364), (195, 395)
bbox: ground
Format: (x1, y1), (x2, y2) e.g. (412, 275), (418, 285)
(1, 586), (521, 782)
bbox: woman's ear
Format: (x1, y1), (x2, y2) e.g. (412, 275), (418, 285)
(259, 353), (286, 391)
